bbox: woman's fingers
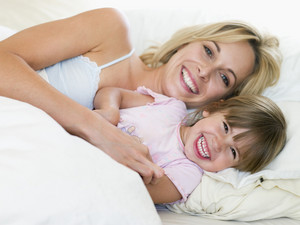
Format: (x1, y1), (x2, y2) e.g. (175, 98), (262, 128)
(116, 144), (164, 185)
(141, 151), (165, 184)
(88, 113), (164, 184)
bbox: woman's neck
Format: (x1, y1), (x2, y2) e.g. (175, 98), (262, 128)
(99, 55), (164, 93)
(130, 60), (163, 93)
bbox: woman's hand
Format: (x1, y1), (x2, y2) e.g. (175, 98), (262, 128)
(79, 111), (165, 185)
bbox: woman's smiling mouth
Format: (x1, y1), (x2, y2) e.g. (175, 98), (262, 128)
(194, 135), (210, 159)
(181, 67), (199, 94)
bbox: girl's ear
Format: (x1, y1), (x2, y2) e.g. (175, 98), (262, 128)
(202, 110), (210, 118)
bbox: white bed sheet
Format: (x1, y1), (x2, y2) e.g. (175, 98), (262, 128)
(157, 206), (300, 225)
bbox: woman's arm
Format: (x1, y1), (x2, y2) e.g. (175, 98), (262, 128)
(0, 8), (131, 129)
(0, 8), (163, 184)
(0, 8), (131, 70)
(93, 87), (154, 125)
(146, 175), (182, 204)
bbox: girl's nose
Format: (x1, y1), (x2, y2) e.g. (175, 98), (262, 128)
(213, 137), (226, 153)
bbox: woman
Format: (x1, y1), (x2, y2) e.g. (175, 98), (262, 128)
(0, 8), (281, 184)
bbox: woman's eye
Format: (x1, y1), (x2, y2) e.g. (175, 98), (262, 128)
(231, 147), (237, 159)
(223, 122), (229, 133)
(221, 73), (229, 87)
(204, 46), (213, 57)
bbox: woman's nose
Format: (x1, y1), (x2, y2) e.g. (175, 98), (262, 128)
(198, 66), (213, 82)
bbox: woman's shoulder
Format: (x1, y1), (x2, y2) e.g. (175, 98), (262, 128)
(83, 8), (132, 53)
(88, 8), (130, 36)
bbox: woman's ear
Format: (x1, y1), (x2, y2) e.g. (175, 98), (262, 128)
(202, 110), (210, 118)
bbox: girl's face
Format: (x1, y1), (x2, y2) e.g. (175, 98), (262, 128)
(161, 40), (255, 108)
(180, 111), (248, 172)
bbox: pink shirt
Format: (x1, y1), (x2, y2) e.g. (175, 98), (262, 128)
(117, 86), (203, 202)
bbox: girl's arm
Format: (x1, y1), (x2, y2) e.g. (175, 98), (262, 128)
(0, 8), (163, 185)
(95, 88), (183, 203)
(94, 87), (154, 125)
(146, 175), (182, 204)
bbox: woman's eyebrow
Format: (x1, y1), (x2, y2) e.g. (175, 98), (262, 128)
(212, 41), (220, 52)
(228, 69), (237, 86)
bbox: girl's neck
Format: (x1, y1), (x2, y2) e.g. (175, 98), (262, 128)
(179, 125), (188, 146)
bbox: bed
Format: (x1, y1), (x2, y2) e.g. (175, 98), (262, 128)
(1, 0), (300, 224)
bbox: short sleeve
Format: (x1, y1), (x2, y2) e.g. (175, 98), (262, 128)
(164, 160), (203, 203)
(136, 86), (186, 108)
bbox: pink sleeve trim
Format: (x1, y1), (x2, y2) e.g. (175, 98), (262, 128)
(136, 86), (174, 105)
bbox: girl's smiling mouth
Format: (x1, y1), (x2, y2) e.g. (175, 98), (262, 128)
(194, 134), (210, 159)
(181, 66), (199, 94)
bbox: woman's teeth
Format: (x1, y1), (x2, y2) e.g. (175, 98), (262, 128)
(197, 136), (210, 158)
(182, 68), (197, 94)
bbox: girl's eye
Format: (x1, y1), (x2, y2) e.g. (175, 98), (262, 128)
(231, 147), (237, 159)
(204, 46), (213, 57)
(221, 73), (229, 87)
(223, 122), (229, 133)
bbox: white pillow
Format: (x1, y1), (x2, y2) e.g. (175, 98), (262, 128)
(0, 25), (16, 41)
(168, 175), (300, 221)
(0, 0), (103, 31)
(0, 97), (161, 225)
(263, 35), (300, 102)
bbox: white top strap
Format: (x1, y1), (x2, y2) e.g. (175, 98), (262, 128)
(99, 49), (135, 69)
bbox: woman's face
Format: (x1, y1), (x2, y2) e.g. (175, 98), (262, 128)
(181, 111), (247, 172)
(160, 40), (255, 108)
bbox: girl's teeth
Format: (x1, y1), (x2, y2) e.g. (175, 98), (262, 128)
(182, 68), (197, 94)
(197, 136), (210, 158)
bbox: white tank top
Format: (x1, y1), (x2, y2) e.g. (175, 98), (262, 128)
(37, 49), (135, 109)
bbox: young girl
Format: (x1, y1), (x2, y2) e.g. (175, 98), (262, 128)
(0, 8), (282, 183)
(94, 86), (287, 204)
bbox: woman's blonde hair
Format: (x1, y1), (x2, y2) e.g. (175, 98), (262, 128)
(183, 95), (286, 173)
(140, 21), (282, 97)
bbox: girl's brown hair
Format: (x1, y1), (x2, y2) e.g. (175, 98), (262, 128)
(183, 95), (286, 173)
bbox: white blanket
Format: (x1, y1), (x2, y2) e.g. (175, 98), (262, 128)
(0, 97), (161, 225)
